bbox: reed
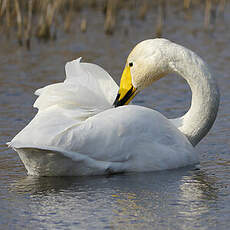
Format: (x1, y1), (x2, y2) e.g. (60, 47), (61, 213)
(80, 18), (87, 33)
(184, 0), (191, 9)
(25, 0), (33, 49)
(156, 0), (166, 38)
(104, 0), (118, 35)
(0, 0), (227, 49)
(14, 0), (22, 45)
(138, 0), (148, 20)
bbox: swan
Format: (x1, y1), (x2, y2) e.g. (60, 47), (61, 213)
(8, 38), (219, 176)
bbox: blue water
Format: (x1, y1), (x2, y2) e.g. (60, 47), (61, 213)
(0, 4), (230, 230)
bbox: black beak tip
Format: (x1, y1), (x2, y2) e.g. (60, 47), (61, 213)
(113, 100), (120, 108)
(113, 102), (119, 108)
(113, 93), (121, 108)
(113, 86), (136, 108)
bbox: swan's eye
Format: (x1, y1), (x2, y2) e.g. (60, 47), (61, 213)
(129, 62), (133, 67)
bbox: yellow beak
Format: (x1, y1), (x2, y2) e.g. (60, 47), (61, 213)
(113, 65), (137, 107)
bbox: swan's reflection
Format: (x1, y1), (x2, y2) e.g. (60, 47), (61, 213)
(108, 169), (219, 229)
(175, 170), (219, 229)
(10, 167), (219, 229)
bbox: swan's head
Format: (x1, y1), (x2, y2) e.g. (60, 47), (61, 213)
(113, 39), (171, 107)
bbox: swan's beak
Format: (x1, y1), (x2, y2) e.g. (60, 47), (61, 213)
(113, 65), (137, 107)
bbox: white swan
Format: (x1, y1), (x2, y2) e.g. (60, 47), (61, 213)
(8, 38), (219, 176)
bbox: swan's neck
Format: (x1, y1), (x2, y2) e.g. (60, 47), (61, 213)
(169, 45), (219, 146)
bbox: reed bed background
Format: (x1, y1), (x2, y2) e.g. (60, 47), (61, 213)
(0, 0), (227, 49)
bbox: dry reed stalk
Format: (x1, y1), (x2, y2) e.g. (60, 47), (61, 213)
(0, 0), (2, 32)
(14, 0), (23, 46)
(46, 1), (61, 28)
(72, 0), (84, 12)
(104, 0), (118, 35)
(36, 1), (49, 39)
(80, 18), (87, 33)
(102, 0), (107, 15)
(204, 0), (212, 29)
(0, 0), (6, 18)
(183, 0), (192, 20)
(184, 0), (192, 9)
(6, 0), (10, 30)
(36, 0), (61, 40)
(25, 0), (33, 49)
(219, 0), (225, 11)
(52, 0), (63, 40)
(139, 0), (148, 20)
(52, 15), (58, 40)
(1, 0), (11, 37)
(0, 0), (228, 48)
(64, 0), (73, 33)
(156, 0), (164, 37)
(89, 0), (97, 9)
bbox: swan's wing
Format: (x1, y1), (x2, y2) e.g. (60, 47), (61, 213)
(9, 58), (119, 150)
(34, 58), (118, 113)
(54, 105), (197, 170)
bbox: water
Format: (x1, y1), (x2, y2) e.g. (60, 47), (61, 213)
(0, 5), (230, 230)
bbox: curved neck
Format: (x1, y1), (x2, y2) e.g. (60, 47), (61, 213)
(168, 44), (219, 146)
